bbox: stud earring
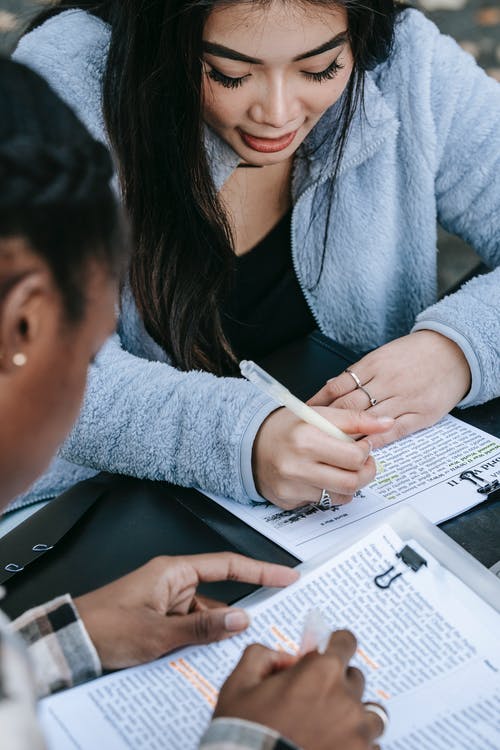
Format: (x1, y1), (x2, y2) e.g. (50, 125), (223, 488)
(12, 352), (27, 367)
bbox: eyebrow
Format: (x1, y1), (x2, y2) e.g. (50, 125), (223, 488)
(202, 32), (348, 65)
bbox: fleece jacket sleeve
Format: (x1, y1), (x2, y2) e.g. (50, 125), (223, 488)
(59, 334), (275, 503)
(410, 18), (500, 405)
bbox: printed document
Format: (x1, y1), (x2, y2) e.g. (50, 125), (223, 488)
(40, 525), (500, 750)
(207, 415), (500, 559)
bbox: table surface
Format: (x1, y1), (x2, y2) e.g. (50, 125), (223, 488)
(2, 331), (500, 619)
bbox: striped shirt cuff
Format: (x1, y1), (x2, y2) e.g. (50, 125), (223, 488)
(10, 594), (101, 698)
(200, 717), (300, 750)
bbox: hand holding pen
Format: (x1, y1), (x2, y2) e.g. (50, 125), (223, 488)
(299, 609), (389, 743)
(240, 361), (394, 510)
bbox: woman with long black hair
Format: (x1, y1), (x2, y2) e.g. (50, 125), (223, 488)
(0, 57), (386, 750)
(13, 0), (500, 513)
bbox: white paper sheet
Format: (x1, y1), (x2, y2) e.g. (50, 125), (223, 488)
(39, 525), (500, 750)
(206, 415), (500, 560)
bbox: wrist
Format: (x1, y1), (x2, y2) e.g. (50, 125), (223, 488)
(73, 593), (105, 664)
(202, 717), (300, 750)
(411, 329), (471, 401)
(252, 408), (283, 500)
(240, 398), (279, 503)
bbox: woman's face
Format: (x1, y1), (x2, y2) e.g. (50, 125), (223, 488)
(0, 240), (116, 507)
(202, 0), (354, 165)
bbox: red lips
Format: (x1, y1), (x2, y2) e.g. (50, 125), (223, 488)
(239, 129), (297, 153)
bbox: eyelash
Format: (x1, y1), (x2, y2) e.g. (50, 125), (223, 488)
(303, 58), (344, 83)
(207, 66), (249, 89)
(206, 58), (344, 90)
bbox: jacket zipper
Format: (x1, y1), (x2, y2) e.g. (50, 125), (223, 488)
(290, 180), (327, 335)
(5, 493), (59, 512)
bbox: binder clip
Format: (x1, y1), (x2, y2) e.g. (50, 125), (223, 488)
(374, 545), (427, 590)
(459, 470), (500, 499)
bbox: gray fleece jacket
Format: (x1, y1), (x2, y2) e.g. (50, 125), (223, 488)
(11, 8), (500, 510)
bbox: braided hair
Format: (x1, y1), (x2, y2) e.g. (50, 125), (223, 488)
(0, 57), (126, 321)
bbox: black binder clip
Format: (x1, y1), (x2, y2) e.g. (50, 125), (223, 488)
(374, 545), (427, 590)
(459, 471), (500, 498)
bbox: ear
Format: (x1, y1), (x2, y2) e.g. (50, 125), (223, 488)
(0, 270), (57, 375)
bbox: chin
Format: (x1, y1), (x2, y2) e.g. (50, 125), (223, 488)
(6, 457), (57, 508)
(0, 481), (28, 511)
(236, 145), (298, 167)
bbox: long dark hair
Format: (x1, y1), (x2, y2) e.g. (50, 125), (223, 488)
(0, 56), (126, 321)
(30, 0), (400, 371)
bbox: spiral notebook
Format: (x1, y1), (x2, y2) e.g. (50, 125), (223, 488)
(39, 507), (500, 750)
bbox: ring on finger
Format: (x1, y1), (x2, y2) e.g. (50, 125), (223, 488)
(317, 489), (333, 510)
(345, 368), (362, 389)
(345, 368), (377, 408)
(363, 702), (389, 738)
(358, 384), (377, 407)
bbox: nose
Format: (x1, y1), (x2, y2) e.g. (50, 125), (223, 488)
(248, 74), (299, 130)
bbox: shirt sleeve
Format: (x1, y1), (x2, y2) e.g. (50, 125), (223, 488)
(0, 607), (47, 750)
(200, 718), (300, 750)
(411, 16), (500, 406)
(9, 594), (102, 698)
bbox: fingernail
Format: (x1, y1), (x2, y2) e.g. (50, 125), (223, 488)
(225, 609), (250, 632)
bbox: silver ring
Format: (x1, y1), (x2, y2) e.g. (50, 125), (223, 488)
(359, 385), (377, 407)
(345, 369), (377, 407)
(345, 368), (362, 388)
(364, 702), (389, 737)
(317, 489), (332, 510)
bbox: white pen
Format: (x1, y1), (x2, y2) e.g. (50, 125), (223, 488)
(240, 360), (353, 443)
(299, 608), (331, 655)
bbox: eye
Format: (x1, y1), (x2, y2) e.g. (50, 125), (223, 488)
(206, 66), (250, 90)
(302, 58), (345, 83)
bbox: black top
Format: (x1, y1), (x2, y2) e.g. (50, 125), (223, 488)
(222, 210), (316, 361)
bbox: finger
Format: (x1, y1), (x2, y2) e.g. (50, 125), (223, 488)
(362, 411), (424, 450)
(176, 553), (300, 588)
(292, 406), (393, 442)
(293, 427), (373, 471)
(302, 455), (378, 498)
(189, 595), (226, 611)
(346, 665), (365, 698)
(316, 408), (394, 436)
(162, 606), (251, 650)
(327, 492), (355, 506)
(228, 644), (298, 690)
(308, 371), (360, 406)
(362, 703), (389, 741)
(339, 396), (407, 444)
(270, 485), (326, 510)
(329, 386), (381, 413)
(188, 595), (207, 612)
(270, 454), (377, 508)
(324, 629), (358, 666)
(272, 488), (355, 510)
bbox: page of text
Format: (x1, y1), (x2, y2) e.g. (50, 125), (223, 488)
(207, 415), (500, 559)
(40, 525), (500, 750)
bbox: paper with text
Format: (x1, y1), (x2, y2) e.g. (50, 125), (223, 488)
(40, 525), (500, 750)
(207, 415), (500, 560)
